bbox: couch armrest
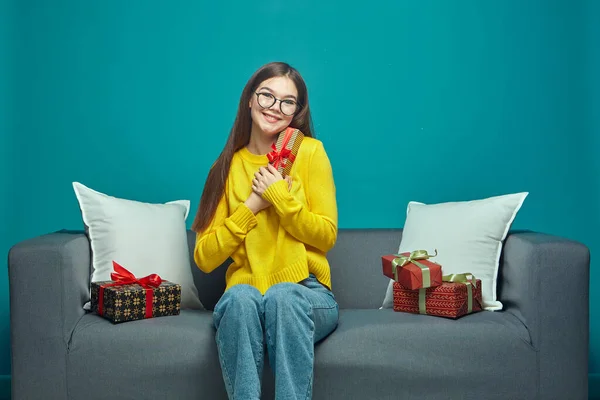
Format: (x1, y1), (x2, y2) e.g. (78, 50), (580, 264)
(8, 230), (90, 399)
(499, 230), (590, 399)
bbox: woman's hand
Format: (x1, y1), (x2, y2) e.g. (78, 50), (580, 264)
(244, 191), (271, 215)
(246, 165), (292, 214)
(252, 164), (285, 196)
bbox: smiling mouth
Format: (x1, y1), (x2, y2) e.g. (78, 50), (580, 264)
(262, 112), (281, 123)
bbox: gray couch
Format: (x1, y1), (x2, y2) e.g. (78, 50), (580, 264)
(8, 228), (590, 399)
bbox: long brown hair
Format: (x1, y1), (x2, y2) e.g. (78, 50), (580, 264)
(191, 62), (315, 233)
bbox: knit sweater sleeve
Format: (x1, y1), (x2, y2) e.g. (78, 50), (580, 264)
(262, 140), (338, 253)
(193, 191), (258, 273)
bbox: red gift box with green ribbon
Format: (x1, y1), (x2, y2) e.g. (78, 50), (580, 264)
(90, 261), (181, 324)
(382, 250), (443, 290)
(393, 273), (483, 319)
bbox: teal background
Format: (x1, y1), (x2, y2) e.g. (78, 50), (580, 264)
(587, 0), (600, 396)
(1, 0), (14, 396)
(3, 0), (598, 397)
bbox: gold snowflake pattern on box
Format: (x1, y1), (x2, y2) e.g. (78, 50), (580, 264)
(90, 281), (182, 324)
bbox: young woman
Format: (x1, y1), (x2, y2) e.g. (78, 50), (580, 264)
(191, 61), (339, 400)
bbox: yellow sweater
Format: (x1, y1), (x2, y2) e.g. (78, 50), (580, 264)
(194, 137), (338, 294)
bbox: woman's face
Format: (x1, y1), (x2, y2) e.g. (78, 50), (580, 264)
(249, 76), (299, 137)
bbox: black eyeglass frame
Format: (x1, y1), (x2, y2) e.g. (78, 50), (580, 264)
(254, 92), (301, 116)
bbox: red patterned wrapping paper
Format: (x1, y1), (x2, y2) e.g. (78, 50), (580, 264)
(393, 278), (483, 319)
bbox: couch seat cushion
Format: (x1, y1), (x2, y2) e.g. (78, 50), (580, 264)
(67, 308), (536, 400)
(67, 311), (227, 400)
(309, 309), (537, 400)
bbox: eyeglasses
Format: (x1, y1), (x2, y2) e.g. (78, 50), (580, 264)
(254, 92), (300, 116)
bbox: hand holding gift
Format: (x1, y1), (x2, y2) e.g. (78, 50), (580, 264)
(252, 164), (284, 196)
(244, 190), (271, 214)
(246, 165), (292, 214)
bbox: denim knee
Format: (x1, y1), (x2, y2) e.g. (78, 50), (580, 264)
(263, 283), (310, 318)
(213, 284), (264, 328)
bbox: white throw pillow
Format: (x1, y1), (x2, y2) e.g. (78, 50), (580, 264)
(381, 192), (528, 311)
(73, 182), (204, 311)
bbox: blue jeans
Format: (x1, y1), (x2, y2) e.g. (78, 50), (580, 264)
(213, 274), (339, 400)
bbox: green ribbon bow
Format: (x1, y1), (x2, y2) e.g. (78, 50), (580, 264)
(391, 249), (438, 289)
(417, 272), (477, 315)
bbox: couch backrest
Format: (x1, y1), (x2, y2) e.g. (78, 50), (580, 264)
(187, 228), (404, 310)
